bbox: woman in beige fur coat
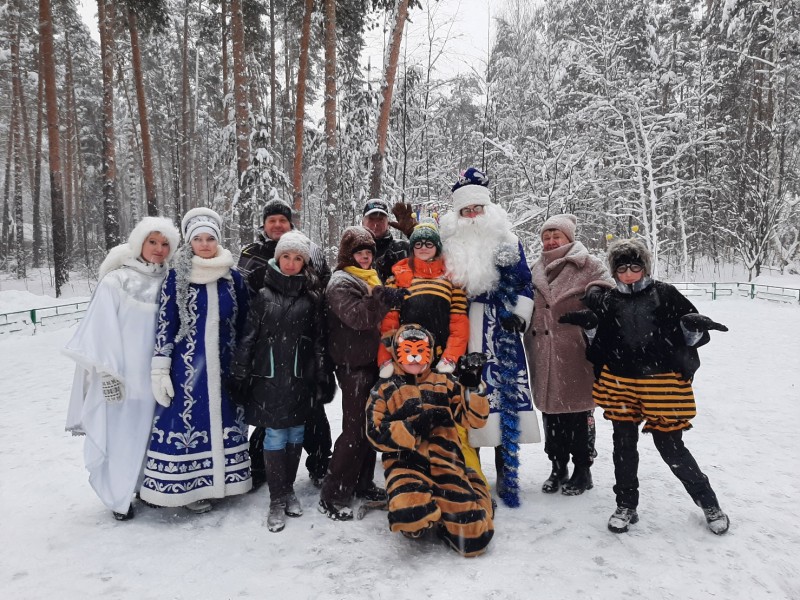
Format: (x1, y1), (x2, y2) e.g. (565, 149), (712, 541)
(523, 214), (613, 496)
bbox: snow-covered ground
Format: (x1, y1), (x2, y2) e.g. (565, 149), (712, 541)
(1, 295), (799, 600)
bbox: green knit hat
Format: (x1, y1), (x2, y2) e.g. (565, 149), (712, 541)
(409, 218), (442, 256)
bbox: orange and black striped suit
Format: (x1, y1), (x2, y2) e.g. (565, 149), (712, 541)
(366, 371), (494, 557)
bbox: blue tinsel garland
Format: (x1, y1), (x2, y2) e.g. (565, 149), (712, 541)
(490, 251), (524, 508)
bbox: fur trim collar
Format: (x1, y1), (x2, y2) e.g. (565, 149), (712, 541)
(189, 248), (234, 284)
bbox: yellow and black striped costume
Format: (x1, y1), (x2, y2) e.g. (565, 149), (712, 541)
(366, 370), (494, 557)
(592, 368), (696, 433)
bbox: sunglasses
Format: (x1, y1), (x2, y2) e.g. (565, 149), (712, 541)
(459, 205), (485, 216)
(413, 241), (436, 249)
(614, 263), (644, 274)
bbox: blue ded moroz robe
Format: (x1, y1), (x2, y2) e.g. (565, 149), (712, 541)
(139, 263), (252, 506)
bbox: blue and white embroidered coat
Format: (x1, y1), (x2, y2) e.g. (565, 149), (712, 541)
(140, 267), (252, 506)
(467, 242), (540, 448)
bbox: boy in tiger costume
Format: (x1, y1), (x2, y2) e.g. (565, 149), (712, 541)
(366, 324), (494, 557)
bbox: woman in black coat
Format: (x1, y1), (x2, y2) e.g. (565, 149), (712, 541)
(231, 231), (330, 532)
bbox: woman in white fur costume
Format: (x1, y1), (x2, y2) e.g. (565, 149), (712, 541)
(142, 208), (252, 514)
(65, 216), (180, 521)
(439, 168), (539, 508)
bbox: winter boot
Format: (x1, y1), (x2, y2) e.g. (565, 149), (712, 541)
(541, 461), (569, 494)
(267, 498), (287, 533)
(318, 499), (354, 521)
(561, 465), (593, 496)
(112, 505), (134, 521)
(284, 443), (304, 518)
(185, 499), (212, 514)
(354, 482), (387, 502)
(264, 449), (290, 531)
(608, 506), (639, 533)
(703, 506), (730, 535)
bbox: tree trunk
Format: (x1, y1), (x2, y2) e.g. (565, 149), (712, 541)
(98, 0), (120, 249)
(32, 53), (44, 267)
(221, 0), (229, 125)
(11, 13), (34, 192)
(180, 0), (191, 214)
(2, 102), (14, 259)
(128, 7), (159, 216)
(231, 0), (251, 244)
(292, 0), (314, 213)
(368, 0), (410, 199)
(64, 29), (77, 257)
(14, 103), (26, 278)
(269, 0), (276, 146)
(40, 0), (69, 294)
(323, 0), (337, 244)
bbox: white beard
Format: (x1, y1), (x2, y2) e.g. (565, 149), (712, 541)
(440, 203), (518, 297)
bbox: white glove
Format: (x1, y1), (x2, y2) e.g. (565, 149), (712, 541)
(379, 361), (395, 379)
(101, 374), (124, 403)
(151, 368), (174, 408)
(434, 358), (456, 374)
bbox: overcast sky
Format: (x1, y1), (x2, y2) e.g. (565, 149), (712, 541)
(76, 0), (501, 80)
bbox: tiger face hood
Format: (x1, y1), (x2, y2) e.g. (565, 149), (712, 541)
(392, 323), (436, 376)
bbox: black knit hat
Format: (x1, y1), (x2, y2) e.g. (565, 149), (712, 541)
(262, 199), (293, 223)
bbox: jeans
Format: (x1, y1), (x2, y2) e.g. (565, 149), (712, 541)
(264, 425), (305, 451)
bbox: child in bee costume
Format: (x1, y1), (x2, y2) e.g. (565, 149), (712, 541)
(560, 238), (730, 535)
(366, 324), (494, 557)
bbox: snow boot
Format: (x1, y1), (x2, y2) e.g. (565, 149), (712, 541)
(112, 505), (134, 521)
(318, 499), (354, 521)
(185, 499), (212, 514)
(267, 498), (287, 533)
(354, 483), (387, 502)
(541, 461), (569, 494)
(608, 506), (639, 533)
(703, 506), (730, 535)
(561, 465), (593, 496)
(284, 443), (303, 517)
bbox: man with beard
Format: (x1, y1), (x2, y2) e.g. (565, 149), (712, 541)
(439, 168), (539, 508)
(238, 199), (335, 489)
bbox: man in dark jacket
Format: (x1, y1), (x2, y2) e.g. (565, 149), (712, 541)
(361, 198), (412, 283)
(237, 199), (334, 488)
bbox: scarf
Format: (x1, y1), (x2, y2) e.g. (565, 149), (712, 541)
(541, 242), (575, 283)
(188, 248), (234, 284)
(344, 265), (381, 287)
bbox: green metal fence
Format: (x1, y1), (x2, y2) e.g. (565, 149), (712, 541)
(0, 301), (90, 336)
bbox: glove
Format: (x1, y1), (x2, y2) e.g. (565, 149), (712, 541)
(581, 286), (605, 311)
(393, 398), (422, 421)
(101, 374), (124, 403)
(681, 313), (729, 332)
(379, 360), (395, 379)
(315, 376), (337, 405)
(375, 286), (409, 308)
(434, 357), (456, 374)
(411, 408), (453, 436)
(151, 368), (174, 408)
(226, 377), (250, 406)
(499, 314), (526, 333)
(558, 309), (599, 330)
(456, 352), (487, 389)
(389, 201), (417, 237)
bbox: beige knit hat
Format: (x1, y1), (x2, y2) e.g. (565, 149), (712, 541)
(540, 214), (577, 242)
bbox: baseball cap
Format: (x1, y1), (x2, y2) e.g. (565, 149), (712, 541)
(362, 198), (390, 217)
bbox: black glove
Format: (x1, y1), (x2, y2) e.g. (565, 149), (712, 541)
(392, 398), (422, 421)
(376, 286), (409, 308)
(411, 408), (453, 436)
(681, 313), (728, 332)
(226, 377), (250, 406)
(499, 314), (526, 333)
(558, 309), (599, 329)
(390, 201), (417, 237)
(315, 376), (337, 406)
(581, 286), (605, 311)
(456, 352), (487, 389)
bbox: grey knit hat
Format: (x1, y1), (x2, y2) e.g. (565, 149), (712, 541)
(274, 230), (311, 264)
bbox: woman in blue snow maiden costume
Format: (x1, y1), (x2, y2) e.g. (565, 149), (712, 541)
(140, 207), (252, 514)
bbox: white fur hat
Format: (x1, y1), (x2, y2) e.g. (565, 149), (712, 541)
(274, 230), (311, 264)
(182, 207), (222, 241)
(540, 213), (577, 242)
(98, 216), (180, 279)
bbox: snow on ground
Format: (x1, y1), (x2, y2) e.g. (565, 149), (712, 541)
(1, 296), (799, 600)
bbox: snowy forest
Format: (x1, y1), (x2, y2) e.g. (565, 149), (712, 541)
(1, 0), (799, 296)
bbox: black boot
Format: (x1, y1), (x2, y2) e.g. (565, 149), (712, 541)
(284, 443), (304, 517)
(264, 450), (289, 532)
(561, 465), (593, 496)
(541, 461), (569, 494)
(249, 428), (267, 490)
